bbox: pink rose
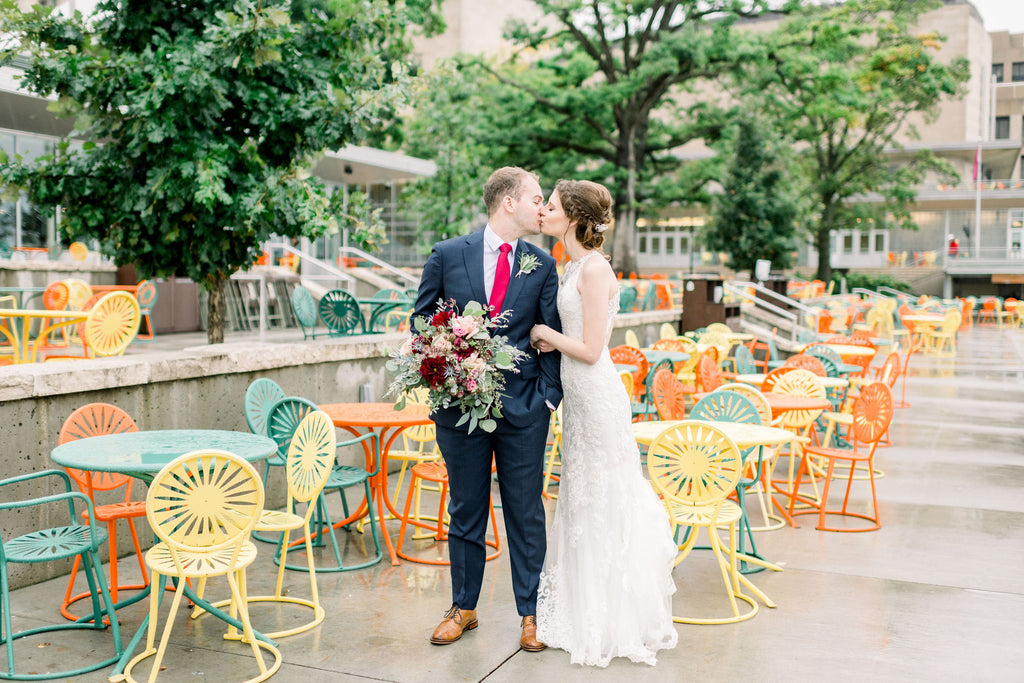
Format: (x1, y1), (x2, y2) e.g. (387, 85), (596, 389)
(399, 338), (414, 355)
(466, 379), (478, 391)
(451, 315), (479, 337)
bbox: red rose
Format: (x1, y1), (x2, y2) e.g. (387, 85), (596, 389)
(419, 356), (448, 389)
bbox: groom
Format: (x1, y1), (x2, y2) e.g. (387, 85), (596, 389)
(413, 167), (562, 651)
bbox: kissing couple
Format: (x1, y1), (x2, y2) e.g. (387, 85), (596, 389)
(411, 166), (677, 667)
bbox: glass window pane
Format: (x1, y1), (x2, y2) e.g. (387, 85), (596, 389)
(860, 232), (870, 251)
(665, 237), (675, 255)
(639, 236), (647, 253)
(651, 237), (661, 254)
(843, 233), (853, 251)
(874, 233), (885, 252)
(995, 116), (1010, 140)
(19, 194), (47, 248)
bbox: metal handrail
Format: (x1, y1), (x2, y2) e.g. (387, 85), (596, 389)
(876, 286), (913, 300)
(851, 288), (890, 302)
(265, 243), (357, 289)
(338, 246), (419, 286)
(730, 280), (822, 320)
(723, 281), (812, 343)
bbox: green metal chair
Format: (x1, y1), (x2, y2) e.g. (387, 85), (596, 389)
(617, 286), (637, 313)
(245, 378), (288, 543)
(318, 288), (364, 336)
(631, 358), (672, 421)
(291, 285), (319, 339)
(1, 470), (123, 680)
(366, 288), (408, 332)
(134, 279), (158, 342)
(690, 390), (765, 572)
(266, 397), (383, 572)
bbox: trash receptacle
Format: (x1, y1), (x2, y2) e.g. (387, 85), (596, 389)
(680, 275), (725, 333)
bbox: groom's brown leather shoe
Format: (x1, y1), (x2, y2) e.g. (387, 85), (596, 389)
(430, 605), (478, 645)
(520, 615), (546, 652)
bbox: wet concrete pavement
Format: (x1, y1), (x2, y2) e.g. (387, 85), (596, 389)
(4, 326), (1023, 681)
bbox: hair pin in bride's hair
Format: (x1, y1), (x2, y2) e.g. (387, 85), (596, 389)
(594, 223), (608, 233)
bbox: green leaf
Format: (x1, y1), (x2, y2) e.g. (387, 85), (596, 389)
(479, 418), (496, 433)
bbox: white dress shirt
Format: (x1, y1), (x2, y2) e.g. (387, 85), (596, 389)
(483, 224), (518, 302)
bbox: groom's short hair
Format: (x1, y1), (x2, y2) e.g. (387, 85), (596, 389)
(484, 167), (538, 217)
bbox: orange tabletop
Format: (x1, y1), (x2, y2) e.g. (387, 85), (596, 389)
(319, 402), (432, 565)
(817, 343), (876, 358)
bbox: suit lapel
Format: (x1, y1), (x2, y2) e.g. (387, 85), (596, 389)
(462, 231), (488, 308)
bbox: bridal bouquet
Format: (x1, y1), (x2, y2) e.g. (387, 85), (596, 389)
(386, 299), (527, 433)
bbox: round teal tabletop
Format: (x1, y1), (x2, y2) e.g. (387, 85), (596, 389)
(50, 429), (277, 477)
(642, 349), (690, 365)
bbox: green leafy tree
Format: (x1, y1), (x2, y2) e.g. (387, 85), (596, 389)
(744, 0), (970, 282)
(399, 63), (494, 249)
(704, 111), (800, 274)
(0, 0), (441, 342)
(471, 0), (783, 275)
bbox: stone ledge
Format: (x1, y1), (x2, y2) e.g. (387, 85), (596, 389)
(0, 332), (406, 401)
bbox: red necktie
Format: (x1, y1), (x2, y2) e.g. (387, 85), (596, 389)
(489, 243), (512, 315)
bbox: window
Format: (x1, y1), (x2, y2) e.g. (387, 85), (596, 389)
(1013, 62), (1024, 82)
(992, 63), (1004, 83)
(843, 233), (853, 252)
(995, 116), (1010, 140)
(860, 232), (870, 252)
(874, 233), (886, 252)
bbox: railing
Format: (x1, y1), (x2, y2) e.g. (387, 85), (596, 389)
(851, 288), (891, 303)
(876, 286), (913, 300)
(929, 178), (1024, 193)
(338, 246), (419, 286)
(239, 243), (358, 339)
(724, 281), (820, 344)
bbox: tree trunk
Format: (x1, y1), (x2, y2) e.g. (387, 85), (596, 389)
(611, 130), (638, 275)
(814, 198), (839, 282)
(207, 274), (226, 344)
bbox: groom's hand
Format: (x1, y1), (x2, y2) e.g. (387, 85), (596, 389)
(532, 340), (555, 353)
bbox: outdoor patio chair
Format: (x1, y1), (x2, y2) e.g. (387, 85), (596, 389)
(659, 322), (678, 340)
(609, 344), (649, 402)
(632, 358), (672, 421)
(714, 384), (784, 532)
(267, 397), (383, 572)
(647, 421), (774, 624)
(651, 368), (687, 420)
(57, 403), (148, 622)
(319, 288), (364, 336)
(624, 328), (640, 348)
(0, 470), (124, 680)
(696, 352), (723, 393)
(121, 450), (280, 683)
(291, 285), (319, 339)
(135, 279), (158, 341)
(617, 286), (637, 313)
(193, 411), (351, 639)
(542, 405), (563, 500)
(790, 383), (894, 532)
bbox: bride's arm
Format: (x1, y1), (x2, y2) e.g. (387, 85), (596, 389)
(531, 257), (615, 365)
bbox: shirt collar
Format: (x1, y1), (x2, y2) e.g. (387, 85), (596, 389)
(484, 224), (518, 254)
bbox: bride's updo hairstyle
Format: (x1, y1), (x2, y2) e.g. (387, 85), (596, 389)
(556, 179), (614, 250)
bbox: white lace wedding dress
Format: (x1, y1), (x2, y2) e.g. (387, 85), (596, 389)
(535, 252), (678, 667)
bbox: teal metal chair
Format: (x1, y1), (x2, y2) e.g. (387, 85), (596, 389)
(134, 279), (158, 342)
(319, 289), (364, 336)
(245, 378), (288, 543)
(690, 390), (766, 572)
(729, 344), (758, 376)
(291, 285), (319, 339)
(617, 286), (637, 313)
(266, 397), (383, 572)
(366, 288), (408, 332)
(1, 470), (123, 680)
(631, 358), (672, 421)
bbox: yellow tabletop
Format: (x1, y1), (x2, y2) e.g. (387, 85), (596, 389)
(632, 419), (797, 449)
(728, 333), (755, 342)
(734, 373), (848, 389)
(900, 314), (946, 324)
(0, 309), (89, 364)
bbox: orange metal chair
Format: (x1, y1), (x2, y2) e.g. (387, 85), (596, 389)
(58, 403), (148, 621)
(977, 297), (999, 325)
(609, 344), (649, 400)
(783, 353), (827, 376)
(696, 351), (723, 392)
(651, 368), (687, 419)
(790, 383), (895, 532)
(395, 459), (500, 565)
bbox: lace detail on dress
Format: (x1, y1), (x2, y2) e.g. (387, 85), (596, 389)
(536, 251), (678, 667)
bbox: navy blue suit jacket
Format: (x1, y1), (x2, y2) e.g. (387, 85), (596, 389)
(413, 230), (563, 430)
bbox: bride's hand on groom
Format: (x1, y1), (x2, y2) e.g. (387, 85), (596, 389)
(530, 324), (555, 353)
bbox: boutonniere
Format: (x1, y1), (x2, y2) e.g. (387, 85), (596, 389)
(516, 252), (542, 278)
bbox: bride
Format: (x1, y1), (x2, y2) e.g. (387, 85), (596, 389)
(530, 180), (678, 667)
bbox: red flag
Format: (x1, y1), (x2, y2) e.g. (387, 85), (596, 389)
(972, 144), (980, 181)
